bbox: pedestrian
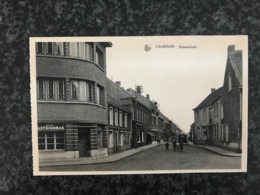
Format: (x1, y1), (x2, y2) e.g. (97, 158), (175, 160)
(180, 140), (183, 152)
(165, 141), (169, 152)
(176, 141), (180, 152)
(173, 139), (177, 152)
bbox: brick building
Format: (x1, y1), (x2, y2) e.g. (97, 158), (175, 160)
(36, 42), (112, 160)
(106, 80), (132, 154)
(193, 45), (242, 152)
(221, 45), (242, 152)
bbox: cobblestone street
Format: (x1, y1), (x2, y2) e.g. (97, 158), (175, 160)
(40, 145), (241, 172)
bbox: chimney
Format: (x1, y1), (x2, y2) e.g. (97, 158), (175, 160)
(146, 94), (150, 100)
(211, 88), (216, 93)
(135, 85), (143, 95)
(115, 81), (121, 87)
(228, 45), (235, 54)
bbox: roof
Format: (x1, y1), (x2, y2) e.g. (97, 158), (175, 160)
(228, 49), (242, 86)
(106, 79), (132, 107)
(193, 87), (223, 111)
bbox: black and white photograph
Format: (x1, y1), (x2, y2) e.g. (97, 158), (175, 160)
(30, 36), (248, 175)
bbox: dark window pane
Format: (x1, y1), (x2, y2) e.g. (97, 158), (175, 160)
(58, 80), (64, 99)
(38, 80), (44, 99)
(48, 80), (54, 99)
(38, 138), (45, 144)
(47, 138), (54, 144)
(37, 43), (43, 53)
(56, 132), (64, 137)
(47, 42), (53, 54)
(38, 144), (45, 150)
(46, 132), (54, 137)
(38, 131), (45, 137)
(56, 138), (64, 143)
(47, 144), (54, 150)
(56, 144), (64, 149)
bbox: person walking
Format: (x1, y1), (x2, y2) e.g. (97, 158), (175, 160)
(165, 141), (169, 152)
(180, 140), (183, 152)
(173, 139), (177, 152)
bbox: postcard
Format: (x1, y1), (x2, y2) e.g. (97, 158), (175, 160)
(30, 36), (248, 175)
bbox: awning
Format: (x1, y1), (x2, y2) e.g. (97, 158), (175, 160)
(147, 132), (155, 136)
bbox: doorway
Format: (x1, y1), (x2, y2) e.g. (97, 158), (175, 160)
(78, 130), (90, 157)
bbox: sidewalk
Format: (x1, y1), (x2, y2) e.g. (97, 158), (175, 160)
(187, 142), (241, 157)
(40, 143), (163, 167)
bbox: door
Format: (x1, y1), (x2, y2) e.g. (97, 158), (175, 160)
(78, 130), (90, 157)
(114, 131), (118, 152)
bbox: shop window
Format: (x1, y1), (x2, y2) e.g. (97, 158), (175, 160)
(38, 131), (64, 150)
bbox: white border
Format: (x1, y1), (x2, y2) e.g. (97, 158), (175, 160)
(30, 36), (248, 176)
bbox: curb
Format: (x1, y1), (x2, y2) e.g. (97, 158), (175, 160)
(187, 144), (241, 157)
(40, 143), (162, 167)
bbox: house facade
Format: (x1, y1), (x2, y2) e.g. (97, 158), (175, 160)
(107, 80), (132, 154)
(36, 42), (112, 160)
(193, 88), (223, 145)
(193, 45), (242, 152)
(221, 45), (242, 152)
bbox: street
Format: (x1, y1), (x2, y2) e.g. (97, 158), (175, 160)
(40, 145), (241, 172)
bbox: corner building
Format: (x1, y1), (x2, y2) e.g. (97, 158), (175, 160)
(36, 42), (112, 160)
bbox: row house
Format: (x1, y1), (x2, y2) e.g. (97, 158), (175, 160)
(106, 80), (132, 154)
(36, 41), (112, 160)
(193, 87), (223, 145)
(193, 45), (242, 152)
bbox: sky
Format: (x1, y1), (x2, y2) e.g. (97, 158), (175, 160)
(105, 36), (247, 133)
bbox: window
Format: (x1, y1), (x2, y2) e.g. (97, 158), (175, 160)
(96, 85), (104, 105)
(222, 124), (225, 141)
(203, 128), (207, 139)
(197, 127), (200, 139)
(37, 78), (65, 100)
(120, 132), (124, 146)
(56, 42), (64, 55)
(108, 131), (113, 148)
(36, 42), (43, 54)
(69, 42), (78, 57)
(203, 109), (206, 121)
(95, 47), (104, 68)
(47, 42), (54, 54)
(97, 130), (103, 148)
(124, 113), (128, 127)
(119, 111), (123, 127)
(85, 43), (94, 61)
(221, 105), (224, 119)
(38, 131), (64, 150)
(225, 124), (229, 142)
(228, 73), (232, 91)
(70, 80), (94, 102)
(115, 109), (118, 126)
(78, 42), (85, 59)
(109, 107), (113, 125)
